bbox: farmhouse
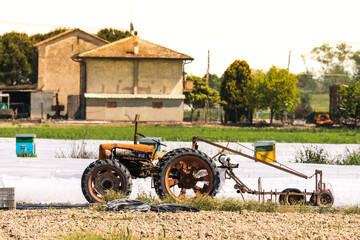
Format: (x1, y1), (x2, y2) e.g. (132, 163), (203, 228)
(33, 29), (108, 119)
(75, 33), (193, 122)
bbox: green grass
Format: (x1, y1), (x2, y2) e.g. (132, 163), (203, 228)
(1, 125), (360, 144)
(310, 93), (329, 111)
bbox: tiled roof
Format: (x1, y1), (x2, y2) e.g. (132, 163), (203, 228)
(77, 36), (193, 60)
(85, 93), (185, 99)
(33, 28), (108, 47)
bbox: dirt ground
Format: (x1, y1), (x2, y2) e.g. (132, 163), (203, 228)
(0, 209), (359, 240)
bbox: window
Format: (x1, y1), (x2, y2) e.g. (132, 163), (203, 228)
(152, 102), (163, 109)
(107, 102), (117, 108)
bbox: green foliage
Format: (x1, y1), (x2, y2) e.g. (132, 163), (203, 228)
(310, 94), (329, 111)
(184, 75), (221, 122)
(96, 28), (131, 42)
(257, 66), (300, 124)
(203, 73), (221, 91)
(294, 103), (313, 120)
(103, 189), (129, 203)
(352, 50), (360, 79)
(310, 43), (353, 91)
(336, 81), (360, 125)
(297, 74), (318, 92)
(1, 125), (360, 143)
(300, 92), (312, 104)
(295, 145), (360, 165)
(0, 32), (33, 85)
(0, 28), (68, 86)
(133, 193), (359, 214)
(17, 152), (37, 158)
(337, 148), (360, 165)
(220, 60), (258, 124)
(295, 145), (334, 164)
(29, 28), (68, 44)
(55, 140), (97, 159)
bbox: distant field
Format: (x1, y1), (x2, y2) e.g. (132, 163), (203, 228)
(0, 125), (359, 144)
(310, 93), (329, 111)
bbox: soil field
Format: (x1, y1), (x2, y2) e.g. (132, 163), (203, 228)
(0, 209), (359, 239)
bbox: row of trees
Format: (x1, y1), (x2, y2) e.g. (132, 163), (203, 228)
(0, 28), (131, 86)
(185, 60), (299, 125)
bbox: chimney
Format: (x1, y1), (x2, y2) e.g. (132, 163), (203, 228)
(134, 31), (139, 55)
(134, 40), (139, 55)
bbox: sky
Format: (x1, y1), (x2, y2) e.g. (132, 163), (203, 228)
(1, 0), (360, 77)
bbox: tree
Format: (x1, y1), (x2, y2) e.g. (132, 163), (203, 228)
(0, 32), (33, 85)
(310, 43), (353, 91)
(337, 81), (360, 125)
(96, 28), (131, 42)
(29, 28), (68, 44)
(203, 73), (221, 91)
(296, 73), (318, 91)
(220, 60), (257, 124)
(351, 50), (360, 80)
(258, 66), (300, 125)
(184, 75), (221, 122)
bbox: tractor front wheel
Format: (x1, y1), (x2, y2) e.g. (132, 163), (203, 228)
(155, 148), (220, 201)
(81, 159), (132, 203)
(316, 191), (334, 207)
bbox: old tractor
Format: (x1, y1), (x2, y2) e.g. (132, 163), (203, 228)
(81, 115), (220, 203)
(81, 115), (334, 207)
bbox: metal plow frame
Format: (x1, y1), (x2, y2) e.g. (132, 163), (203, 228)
(191, 136), (333, 206)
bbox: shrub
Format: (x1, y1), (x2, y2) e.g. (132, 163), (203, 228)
(55, 140), (97, 159)
(295, 145), (334, 164)
(337, 148), (360, 165)
(294, 103), (313, 120)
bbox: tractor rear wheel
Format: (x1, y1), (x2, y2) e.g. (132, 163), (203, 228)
(155, 148), (220, 201)
(81, 159), (132, 203)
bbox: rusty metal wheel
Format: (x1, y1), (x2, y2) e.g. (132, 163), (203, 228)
(316, 191), (334, 207)
(155, 148), (220, 201)
(81, 159), (132, 203)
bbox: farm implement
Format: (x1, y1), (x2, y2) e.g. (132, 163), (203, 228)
(81, 115), (334, 207)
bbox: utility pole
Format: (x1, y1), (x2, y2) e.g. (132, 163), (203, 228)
(204, 50), (210, 123)
(287, 50), (291, 72)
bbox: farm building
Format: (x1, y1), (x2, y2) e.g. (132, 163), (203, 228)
(75, 33), (193, 121)
(32, 28), (108, 119)
(1, 29), (108, 120)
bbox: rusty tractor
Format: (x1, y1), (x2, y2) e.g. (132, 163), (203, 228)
(81, 115), (334, 207)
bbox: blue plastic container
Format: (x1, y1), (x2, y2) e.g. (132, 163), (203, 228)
(16, 134), (36, 155)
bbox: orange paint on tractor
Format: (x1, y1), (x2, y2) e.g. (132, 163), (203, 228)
(99, 143), (154, 159)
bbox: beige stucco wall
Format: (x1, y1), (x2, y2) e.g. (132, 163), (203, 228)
(86, 98), (184, 121)
(36, 32), (106, 116)
(85, 59), (183, 95)
(86, 59), (134, 93)
(138, 60), (183, 95)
